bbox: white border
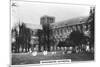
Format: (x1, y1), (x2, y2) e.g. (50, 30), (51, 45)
(0, 0), (98, 67)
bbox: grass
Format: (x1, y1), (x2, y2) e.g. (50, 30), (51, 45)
(12, 51), (94, 65)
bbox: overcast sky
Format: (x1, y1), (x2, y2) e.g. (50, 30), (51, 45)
(11, 0), (92, 28)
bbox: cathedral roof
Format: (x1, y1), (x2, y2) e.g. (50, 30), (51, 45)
(50, 16), (88, 29)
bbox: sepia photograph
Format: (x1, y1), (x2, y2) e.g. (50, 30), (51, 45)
(10, 0), (95, 65)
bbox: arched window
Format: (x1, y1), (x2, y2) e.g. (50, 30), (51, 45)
(77, 25), (81, 31)
(64, 27), (67, 33)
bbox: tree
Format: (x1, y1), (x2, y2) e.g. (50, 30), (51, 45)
(64, 38), (75, 47)
(11, 23), (31, 53)
(69, 31), (89, 47)
(36, 29), (43, 52)
(18, 23), (31, 52)
(57, 41), (66, 47)
(11, 27), (19, 53)
(87, 7), (95, 48)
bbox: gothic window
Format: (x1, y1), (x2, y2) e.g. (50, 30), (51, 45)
(69, 26), (72, 33)
(85, 23), (88, 30)
(88, 24), (91, 29)
(76, 25), (78, 30)
(72, 25), (75, 31)
(82, 24), (86, 31)
(68, 26), (70, 32)
(71, 26), (73, 31)
(61, 29), (63, 35)
(65, 27), (68, 33)
(74, 25), (77, 31)
(59, 29), (61, 35)
(53, 30), (56, 36)
(57, 29), (59, 35)
(80, 24), (83, 32)
(64, 27), (67, 33)
(77, 25), (80, 31)
(62, 28), (65, 35)
(56, 30), (58, 36)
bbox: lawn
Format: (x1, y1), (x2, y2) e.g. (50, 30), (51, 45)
(12, 51), (94, 65)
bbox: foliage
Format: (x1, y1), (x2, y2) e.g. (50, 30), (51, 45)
(87, 7), (95, 47)
(11, 23), (31, 53)
(67, 31), (89, 47)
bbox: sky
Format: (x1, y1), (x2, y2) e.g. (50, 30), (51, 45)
(11, 0), (92, 29)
